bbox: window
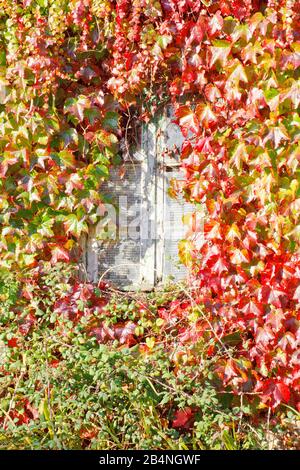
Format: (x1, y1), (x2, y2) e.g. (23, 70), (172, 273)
(81, 109), (202, 290)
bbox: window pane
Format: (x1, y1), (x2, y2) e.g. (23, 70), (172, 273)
(96, 164), (143, 289)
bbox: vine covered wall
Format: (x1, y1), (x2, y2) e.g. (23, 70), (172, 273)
(0, 0), (299, 412)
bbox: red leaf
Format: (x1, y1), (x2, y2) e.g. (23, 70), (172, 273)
(195, 103), (217, 129)
(204, 221), (222, 240)
(172, 408), (194, 429)
(182, 68), (197, 84)
(24, 399), (39, 420)
(278, 332), (296, 351)
(7, 338), (18, 348)
(90, 324), (115, 343)
(256, 326), (275, 346)
(175, 106), (199, 136)
(19, 314), (35, 336)
(265, 310), (285, 332)
(50, 246), (70, 264)
(293, 284), (300, 300)
(224, 359), (238, 382)
(274, 382), (290, 404)
(211, 257), (229, 275)
(259, 286), (287, 309)
(114, 322), (137, 346)
(259, 379), (291, 408)
(90, 321), (136, 346)
(241, 300), (264, 317)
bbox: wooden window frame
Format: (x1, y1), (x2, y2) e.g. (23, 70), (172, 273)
(80, 111), (200, 291)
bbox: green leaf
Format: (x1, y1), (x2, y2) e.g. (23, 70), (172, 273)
(64, 95), (90, 122)
(156, 35), (172, 50)
(102, 111), (120, 131)
(264, 88), (279, 102)
(37, 218), (55, 237)
(57, 150), (76, 168)
(36, 0), (48, 7)
(94, 164), (109, 178)
(0, 50), (6, 66)
(54, 128), (78, 149)
(21, 253), (37, 266)
(85, 107), (101, 125)
(63, 214), (88, 237)
(222, 429), (237, 450)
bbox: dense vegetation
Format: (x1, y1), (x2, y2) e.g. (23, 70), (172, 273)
(0, 264), (299, 449)
(0, 0), (299, 449)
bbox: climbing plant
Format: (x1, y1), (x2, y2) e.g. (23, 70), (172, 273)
(0, 0), (299, 414)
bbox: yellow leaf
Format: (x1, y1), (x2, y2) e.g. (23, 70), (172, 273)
(146, 337), (156, 349)
(228, 61), (248, 84)
(178, 239), (193, 267)
(226, 224), (241, 242)
(230, 142), (249, 170)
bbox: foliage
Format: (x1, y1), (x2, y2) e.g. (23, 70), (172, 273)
(0, 0), (299, 426)
(0, 267), (299, 449)
(170, 1), (300, 410)
(0, 269), (19, 320)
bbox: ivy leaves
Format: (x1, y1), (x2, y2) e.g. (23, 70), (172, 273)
(63, 214), (88, 237)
